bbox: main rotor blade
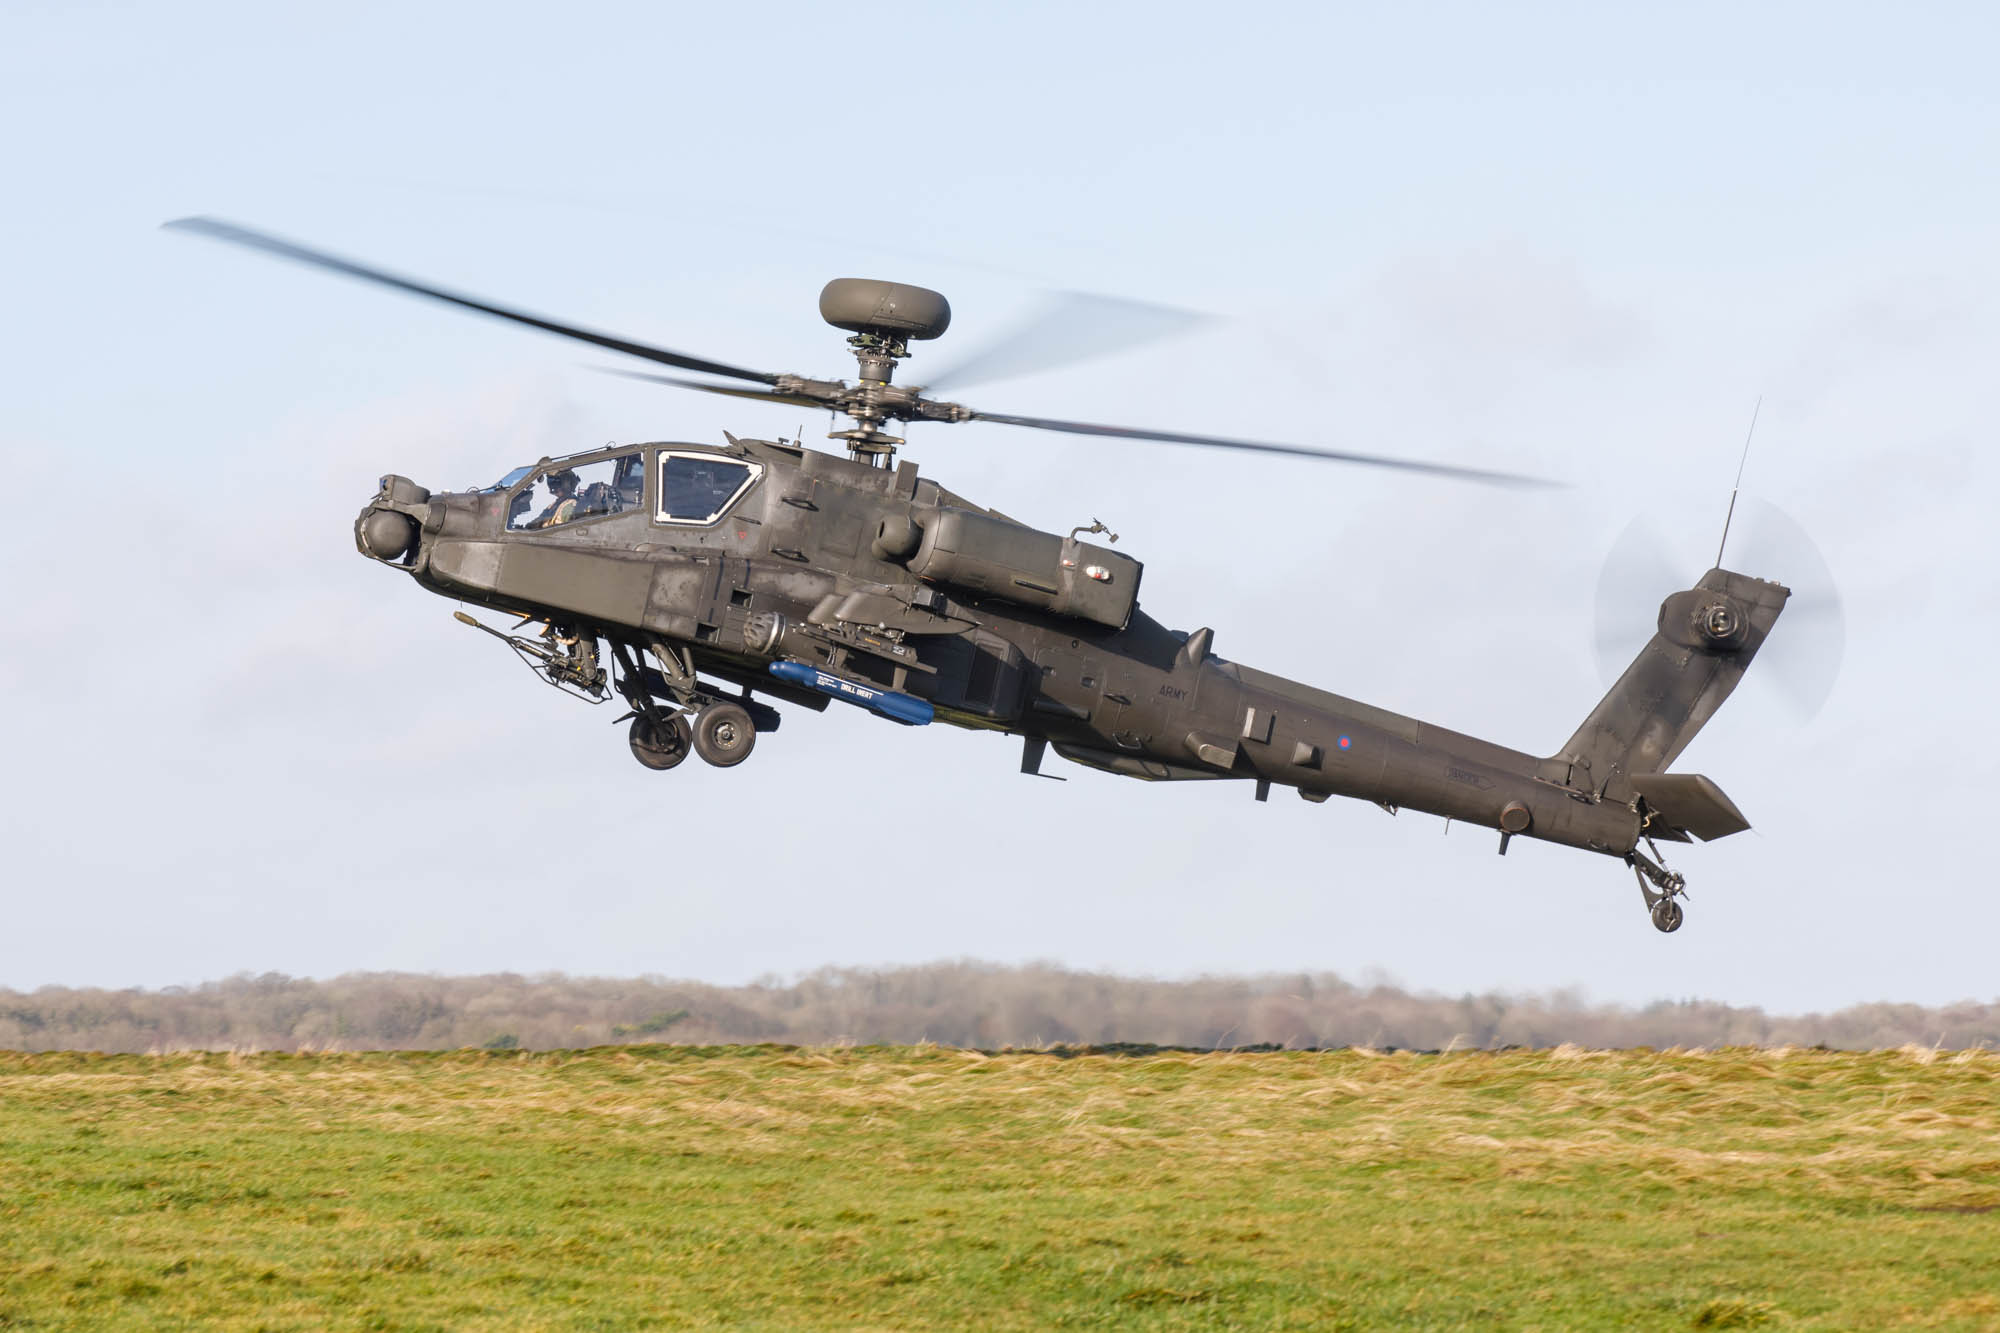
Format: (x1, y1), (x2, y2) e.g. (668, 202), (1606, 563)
(164, 217), (778, 385)
(916, 290), (1211, 395)
(594, 367), (830, 411)
(965, 410), (1561, 489)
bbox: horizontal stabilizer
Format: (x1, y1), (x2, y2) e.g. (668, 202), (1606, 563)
(1630, 772), (1750, 842)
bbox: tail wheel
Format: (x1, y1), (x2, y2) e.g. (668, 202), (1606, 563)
(692, 702), (756, 767)
(629, 714), (692, 771)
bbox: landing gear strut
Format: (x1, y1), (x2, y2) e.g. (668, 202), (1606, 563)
(611, 641), (766, 771)
(1627, 839), (1688, 934)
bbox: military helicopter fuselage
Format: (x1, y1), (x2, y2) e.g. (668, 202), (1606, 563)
(178, 215), (1792, 933)
(357, 431), (1786, 928)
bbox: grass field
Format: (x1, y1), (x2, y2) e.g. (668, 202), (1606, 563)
(2, 1045), (1996, 1330)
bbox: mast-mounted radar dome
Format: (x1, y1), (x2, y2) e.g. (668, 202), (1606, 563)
(819, 279), (952, 341)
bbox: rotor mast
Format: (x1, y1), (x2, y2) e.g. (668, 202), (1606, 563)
(827, 327), (910, 465)
(815, 278), (954, 467)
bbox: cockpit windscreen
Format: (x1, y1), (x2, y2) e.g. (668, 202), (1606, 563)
(506, 453), (643, 531)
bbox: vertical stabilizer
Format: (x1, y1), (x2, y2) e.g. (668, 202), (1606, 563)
(1556, 568), (1789, 800)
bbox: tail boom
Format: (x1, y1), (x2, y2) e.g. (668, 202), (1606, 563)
(1191, 567), (1784, 858)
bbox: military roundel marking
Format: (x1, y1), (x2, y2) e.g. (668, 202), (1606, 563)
(1336, 735), (1353, 751)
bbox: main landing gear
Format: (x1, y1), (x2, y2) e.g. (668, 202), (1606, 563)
(449, 615), (771, 772)
(628, 713), (692, 770)
(628, 702), (755, 769)
(613, 643), (766, 772)
(690, 701), (755, 767)
(1627, 837), (1688, 933)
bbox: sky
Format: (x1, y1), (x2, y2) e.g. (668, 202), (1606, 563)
(2, 3), (1996, 1011)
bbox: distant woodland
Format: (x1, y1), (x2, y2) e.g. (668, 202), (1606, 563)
(3, 963), (1996, 1054)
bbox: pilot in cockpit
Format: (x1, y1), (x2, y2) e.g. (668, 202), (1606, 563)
(530, 470), (579, 529)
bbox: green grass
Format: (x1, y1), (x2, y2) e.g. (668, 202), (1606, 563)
(2, 1045), (1997, 1330)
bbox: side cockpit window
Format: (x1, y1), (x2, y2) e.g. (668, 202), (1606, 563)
(656, 452), (763, 526)
(506, 452), (641, 532)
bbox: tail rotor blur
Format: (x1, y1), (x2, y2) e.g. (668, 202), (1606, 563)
(1593, 497), (1845, 723)
(1724, 499), (1845, 722)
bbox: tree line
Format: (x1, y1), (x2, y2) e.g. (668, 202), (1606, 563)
(1, 962), (1992, 1053)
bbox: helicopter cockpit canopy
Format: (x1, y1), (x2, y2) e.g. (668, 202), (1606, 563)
(656, 450), (763, 526)
(505, 452), (645, 531)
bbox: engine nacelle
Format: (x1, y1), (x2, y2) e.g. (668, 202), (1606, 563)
(898, 506), (1142, 630)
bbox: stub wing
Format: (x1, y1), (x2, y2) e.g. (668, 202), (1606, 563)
(1630, 772), (1751, 843)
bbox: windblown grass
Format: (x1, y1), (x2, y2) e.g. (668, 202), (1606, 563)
(1, 1045), (1996, 1329)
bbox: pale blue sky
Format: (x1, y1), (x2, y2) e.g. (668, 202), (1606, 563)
(3, 3), (1995, 1010)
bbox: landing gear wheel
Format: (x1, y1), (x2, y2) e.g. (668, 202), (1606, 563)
(1629, 842), (1689, 935)
(628, 714), (692, 771)
(692, 702), (756, 767)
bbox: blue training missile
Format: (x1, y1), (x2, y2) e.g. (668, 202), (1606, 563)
(768, 660), (935, 727)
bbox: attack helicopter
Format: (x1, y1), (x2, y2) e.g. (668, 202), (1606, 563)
(169, 217), (1795, 933)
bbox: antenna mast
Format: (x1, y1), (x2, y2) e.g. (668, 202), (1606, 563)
(1715, 396), (1762, 568)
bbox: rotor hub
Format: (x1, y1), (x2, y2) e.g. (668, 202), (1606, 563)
(1698, 600), (1747, 649)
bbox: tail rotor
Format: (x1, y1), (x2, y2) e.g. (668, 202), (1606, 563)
(1592, 497), (1846, 724)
